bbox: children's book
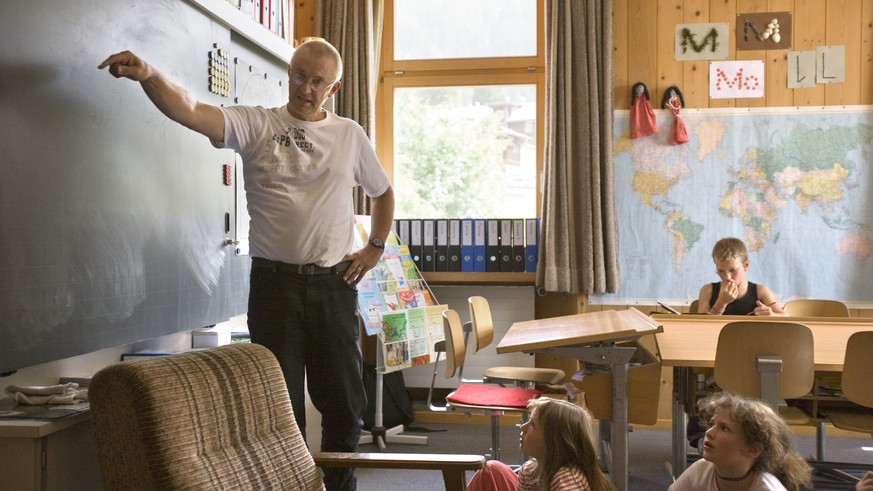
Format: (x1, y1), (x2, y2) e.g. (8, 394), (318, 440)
(354, 216), (445, 373)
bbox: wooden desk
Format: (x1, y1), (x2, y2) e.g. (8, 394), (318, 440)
(497, 308), (662, 491)
(654, 314), (873, 478)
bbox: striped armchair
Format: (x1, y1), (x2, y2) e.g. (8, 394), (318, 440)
(90, 342), (484, 491)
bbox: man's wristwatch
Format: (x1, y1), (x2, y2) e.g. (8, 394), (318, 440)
(368, 238), (385, 250)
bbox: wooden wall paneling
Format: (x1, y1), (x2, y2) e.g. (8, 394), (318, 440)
(793, 0), (827, 105)
(708, 0), (737, 108)
(613, 0), (631, 109)
(735, 0), (767, 108)
(861, 0), (873, 104)
(764, 0), (793, 106)
(845, 0), (863, 105)
(657, 0), (686, 106)
(766, 47), (792, 106)
(681, 1), (711, 109)
(824, 0), (858, 105)
(626, 0), (660, 103)
(294, 0), (317, 39)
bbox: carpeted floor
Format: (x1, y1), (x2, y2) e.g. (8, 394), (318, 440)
(352, 421), (872, 490)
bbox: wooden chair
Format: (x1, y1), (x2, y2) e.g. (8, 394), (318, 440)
(782, 298), (849, 459)
(826, 331), (873, 436)
(714, 321), (815, 424)
(428, 309), (541, 461)
(783, 299), (850, 317)
(689, 299), (699, 313)
(89, 343), (485, 491)
(463, 296), (565, 386)
(808, 331), (873, 488)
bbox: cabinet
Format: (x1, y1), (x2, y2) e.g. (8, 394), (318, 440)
(0, 412), (100, 491)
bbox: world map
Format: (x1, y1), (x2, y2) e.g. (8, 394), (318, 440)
(594, 107), (873, 305)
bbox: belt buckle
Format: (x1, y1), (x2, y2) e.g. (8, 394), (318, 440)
(297, 264), (315, 275)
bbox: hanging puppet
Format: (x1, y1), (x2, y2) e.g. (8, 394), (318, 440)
(661, 85), (688, 145)
(629, 82), (658, 138)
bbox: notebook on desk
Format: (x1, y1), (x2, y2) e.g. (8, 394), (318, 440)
(657, 302), (681, 315)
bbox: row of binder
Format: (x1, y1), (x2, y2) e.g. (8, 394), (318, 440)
(233, 0), (292, 41)
(392, 218), (540, 273)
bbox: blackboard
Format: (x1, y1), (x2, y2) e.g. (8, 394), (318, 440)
(0, 0), (287, 372)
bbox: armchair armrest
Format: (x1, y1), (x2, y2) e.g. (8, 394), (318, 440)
(312, 452), (486, 491)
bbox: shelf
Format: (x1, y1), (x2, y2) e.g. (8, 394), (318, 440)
(421, 272), (536, 286)
(186, 0), (293, 63)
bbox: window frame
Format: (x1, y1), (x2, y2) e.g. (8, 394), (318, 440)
(376, 0), (546, 217)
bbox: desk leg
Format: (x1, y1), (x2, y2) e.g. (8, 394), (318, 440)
(671, 366), (689, 478)
(611, 362), (629, 491)
(548, 345), (635, 491)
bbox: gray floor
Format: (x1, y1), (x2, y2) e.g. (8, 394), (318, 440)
(353, 422), (872, 490)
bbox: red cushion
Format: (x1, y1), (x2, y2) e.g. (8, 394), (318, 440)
(446, 384), (540, 408)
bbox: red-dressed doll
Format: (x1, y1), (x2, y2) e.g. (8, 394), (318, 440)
(662, 85), (688, 145)
(629, 82), (658, 138)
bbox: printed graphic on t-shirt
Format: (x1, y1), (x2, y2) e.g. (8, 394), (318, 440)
(271, 127), (314, 153)
(260, 126), (322, 186)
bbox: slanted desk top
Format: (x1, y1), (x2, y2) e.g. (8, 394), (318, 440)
(496, 307), (662, 354)
(653, 313), (873, 371)
(495, 307), (662, 491)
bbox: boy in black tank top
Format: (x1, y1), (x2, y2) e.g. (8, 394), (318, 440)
(687, 238), (788, 452)
(696, 237), (786, 316)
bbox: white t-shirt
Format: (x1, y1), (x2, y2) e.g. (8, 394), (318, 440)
(669, 459), (787, 491)
(214, 106), (389, 266)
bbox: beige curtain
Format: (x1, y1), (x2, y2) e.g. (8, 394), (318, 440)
(317, 0), (384, 214)
(537, 0), (620, 294)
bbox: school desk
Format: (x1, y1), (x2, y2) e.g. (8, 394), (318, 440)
(652, 313), (873, 478)
(496, 307), (662, 491)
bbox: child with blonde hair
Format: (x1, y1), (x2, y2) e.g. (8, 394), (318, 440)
(467, 398), (615, 491)
(697, 237), (786, 316)
(671, 392), (812, 491)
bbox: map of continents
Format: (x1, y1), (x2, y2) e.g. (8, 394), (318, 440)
(602, 108), (873, 303)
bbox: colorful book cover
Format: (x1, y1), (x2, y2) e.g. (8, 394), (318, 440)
(353, 215), (443, 372)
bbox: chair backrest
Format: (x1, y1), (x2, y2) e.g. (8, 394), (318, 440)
(89, 343), (325, 491)
(689, 299), (699, 313)
(783, 299), (850, 317)
(841, 331), (873, 408)
(715, 321), (815, 400)
(468, 296), (495, 353)
(442, 309), (467, 379)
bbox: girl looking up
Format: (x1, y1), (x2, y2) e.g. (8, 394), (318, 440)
(671, 392), (812, 491)
(468, 397), (615, 491)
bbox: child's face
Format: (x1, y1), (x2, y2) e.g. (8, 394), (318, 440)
(519, 412), (546, 461)
(714, 257), (748, 283)
(701, 408), (761, 470)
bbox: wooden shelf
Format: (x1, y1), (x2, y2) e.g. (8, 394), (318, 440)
(186, 0), (293, 63)
(421, 272), (535, 286)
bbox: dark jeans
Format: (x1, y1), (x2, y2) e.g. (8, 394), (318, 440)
(248, 260), (366, 491)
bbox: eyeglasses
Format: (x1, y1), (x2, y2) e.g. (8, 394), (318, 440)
(290, 72), (336, 92)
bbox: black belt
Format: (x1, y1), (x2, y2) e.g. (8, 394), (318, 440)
(251, 257), (352, 275)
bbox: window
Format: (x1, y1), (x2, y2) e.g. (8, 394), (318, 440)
(377, 0), (544, 219)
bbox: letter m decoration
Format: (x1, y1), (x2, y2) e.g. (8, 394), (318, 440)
(675, 23), (729, 61)
(681, 28), (718, 54)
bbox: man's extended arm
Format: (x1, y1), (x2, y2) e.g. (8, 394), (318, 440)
(98, 51), (224, 142)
